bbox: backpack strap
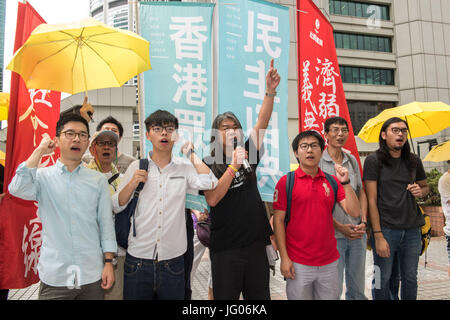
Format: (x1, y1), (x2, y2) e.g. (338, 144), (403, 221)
(131, 159), (149, 237)
(324, 172), (338, 213)
(284, 171), (295, 228)
(108, 173), (120, 185)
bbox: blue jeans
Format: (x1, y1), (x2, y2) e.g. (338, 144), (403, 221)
(336, 234), (367, 300)
(370, 227), (421, 300)
(123, 253), (185, 300)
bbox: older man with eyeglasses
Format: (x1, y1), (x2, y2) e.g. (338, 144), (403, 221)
(9, 113), (117, 300)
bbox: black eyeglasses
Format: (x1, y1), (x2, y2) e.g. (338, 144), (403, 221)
(391, 127), (408, 135)
(95, 140), (117, 147)
(61, 130), (89, 141)
(299, 143), (321, 151)
(151, 126), (176, 134)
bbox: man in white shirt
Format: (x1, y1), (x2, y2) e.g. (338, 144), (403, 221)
(112, 110), (218, 300)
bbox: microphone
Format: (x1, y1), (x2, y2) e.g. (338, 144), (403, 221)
(233, 137), (252, 174)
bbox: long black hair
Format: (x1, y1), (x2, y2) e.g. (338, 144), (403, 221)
(376, 117), (417, 179)
(208, 112), (257, 183)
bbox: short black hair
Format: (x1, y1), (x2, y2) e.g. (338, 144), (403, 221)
(144, 109), (178, 132)
(56, 113), (89, 137)
(96, 116), (124, 138)
(324, 116), (348, 133)
(292, 130), (325, 153)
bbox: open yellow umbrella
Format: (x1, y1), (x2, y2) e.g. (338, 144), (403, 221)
(7, 17), (151, 95)
(423, 140), (450, 162)
(0, 93), (9, 121)
(0, 150), (5, 167)
(357, 101), (450, 143)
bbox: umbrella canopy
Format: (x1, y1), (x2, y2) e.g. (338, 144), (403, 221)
(357, 101), (450, 143)
(7, 17), (151, 95)
(0, 93), (9, 121)
(423, 140), (450, 162)
(0, 150), (5, 167)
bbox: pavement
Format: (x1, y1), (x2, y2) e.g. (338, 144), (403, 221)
(6, 236), (450, 300)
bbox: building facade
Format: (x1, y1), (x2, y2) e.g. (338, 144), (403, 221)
(88, 0), (450, 171)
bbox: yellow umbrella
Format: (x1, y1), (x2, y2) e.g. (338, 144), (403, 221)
(423, 140), (450, 162)
(7, 17), (151, 95)
(0, 150), (5, 167)
(0, 93), (9, 121)
(357, 101), (450, 143)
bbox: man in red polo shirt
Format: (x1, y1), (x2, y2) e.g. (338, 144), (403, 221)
(273, 131), (361, 300)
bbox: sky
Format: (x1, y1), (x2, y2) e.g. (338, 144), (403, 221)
(2, 0), (91, 93)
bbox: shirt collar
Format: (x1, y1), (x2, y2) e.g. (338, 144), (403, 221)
(56, 159), (83, 174)
(147, 151), (175, 168)
(295, 165), (325, 179)
(323, 148), (349, 165)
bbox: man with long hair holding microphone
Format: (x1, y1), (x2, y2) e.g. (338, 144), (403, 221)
(201, 59), (280, 300)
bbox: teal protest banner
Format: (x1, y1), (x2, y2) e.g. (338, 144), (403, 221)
(140, 2), (214, 158)
(217, 0), (290, 201)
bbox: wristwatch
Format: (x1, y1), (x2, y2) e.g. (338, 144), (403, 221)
(341, 180), (351, 185)
(104, 257), (117, 266)
(265, 91), (276, 97)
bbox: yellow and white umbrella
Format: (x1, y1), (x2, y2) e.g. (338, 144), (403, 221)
(0, 93), (9, 121)
(358, 101), (450, 143)
(423, 140), (450, 162)
(7, 17), (151, 95)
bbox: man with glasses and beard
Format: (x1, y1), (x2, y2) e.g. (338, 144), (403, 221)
(363, 117), (429, 300)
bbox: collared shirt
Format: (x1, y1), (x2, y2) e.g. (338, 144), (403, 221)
(273, 167), (345, 266)
(112, 153), (218, 261)
(319, 149), (363, 238)
(9, 161), (117, 287)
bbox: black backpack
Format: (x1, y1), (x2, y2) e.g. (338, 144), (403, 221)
(115, 159), (149, 249)
(284, 170), (338, 227)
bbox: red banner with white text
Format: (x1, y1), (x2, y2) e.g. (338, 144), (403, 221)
(297, 0), (361, 171)
(0, 2), (61, 289)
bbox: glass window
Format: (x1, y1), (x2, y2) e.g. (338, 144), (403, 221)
(352, 67), (359, 83)
(350, 34), (357, 49)
(355, 2), (363, 17)
(349, 1), (356, 16)
(335, 32), (343, 48)
(373, 69), (381, 85)
(366, 68), (373, 84)
(387, 70), (393, 85)
(345, 67), (352, 82)
(385, 38), (391, 52)
(378, 37), (385, 52)
(334, 0), (341, 14)
(379, 69), (387, 85)
(364, 36), (371, 50)
(362, 3), (369, 18)
(357, 35), (364, 50)
(341, 1), (349, 15)
(371, 36), (378, 51)
(343, 33), (350, 49)
(359, 68), (366, 84)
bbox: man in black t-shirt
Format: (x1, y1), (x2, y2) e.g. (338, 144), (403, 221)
(363, 117), (429, 300)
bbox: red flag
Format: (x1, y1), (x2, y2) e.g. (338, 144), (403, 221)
(297, 0), (362, 172)
(0, 2), (61, 289)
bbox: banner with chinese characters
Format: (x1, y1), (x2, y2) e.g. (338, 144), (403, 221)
(217, 0), (290, 202)
(140, 2), (214, 159)
(0, 2), (61, 289)
(297, 0), (361, 170)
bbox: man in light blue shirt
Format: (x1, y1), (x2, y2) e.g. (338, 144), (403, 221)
(9, 114), (117, 300)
